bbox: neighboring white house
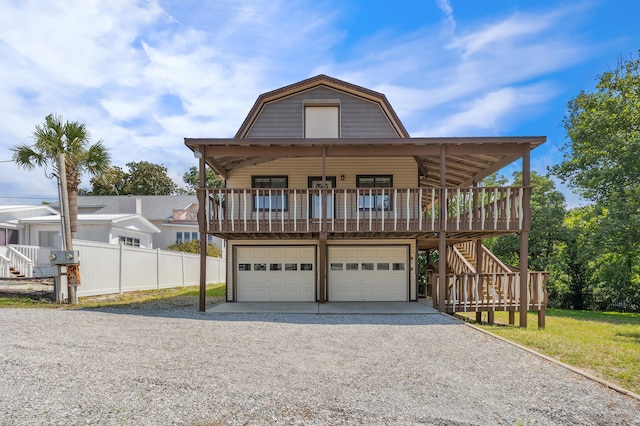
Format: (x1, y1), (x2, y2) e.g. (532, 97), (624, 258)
(18, 213), (160, 248)
(50, 195), (225, 253)
(0, 205), (60, 246)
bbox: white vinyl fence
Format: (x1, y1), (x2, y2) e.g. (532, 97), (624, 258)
(57, 240), (225, 298)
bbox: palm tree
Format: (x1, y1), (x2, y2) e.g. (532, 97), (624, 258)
(12, 114), (111, 238)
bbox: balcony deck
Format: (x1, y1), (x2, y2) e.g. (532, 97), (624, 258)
(202, 186), (529, 241)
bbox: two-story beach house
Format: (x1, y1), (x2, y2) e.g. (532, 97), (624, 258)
(185, 75), (547, 327)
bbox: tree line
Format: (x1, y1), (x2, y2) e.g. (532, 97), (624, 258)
(486, 52), (640, 311)
(80, 162), (223, 196)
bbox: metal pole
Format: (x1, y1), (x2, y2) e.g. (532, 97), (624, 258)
(54, 171), (65, 304)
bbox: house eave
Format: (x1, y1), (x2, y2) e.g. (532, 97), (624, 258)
(185, 136), (546, 187)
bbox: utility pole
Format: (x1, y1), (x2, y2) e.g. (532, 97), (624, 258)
(58, 154), (78, 304)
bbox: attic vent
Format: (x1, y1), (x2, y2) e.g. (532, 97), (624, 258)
(304, 99), (340, 138)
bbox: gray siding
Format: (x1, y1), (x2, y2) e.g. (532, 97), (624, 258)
(245, 87), (400, 138)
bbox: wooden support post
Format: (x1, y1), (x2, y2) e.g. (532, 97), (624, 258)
(198, 147), (207, 312)
(487, 310), (495, 325)
(476, 312), (482, 324)
(538, 306), (546, 329)
(519, 230), (529, 328)
(438, 145), (447, 313)
(509, 310), (515, 325)
(438, 234), (446, 313)
(519, 144), (531, 328)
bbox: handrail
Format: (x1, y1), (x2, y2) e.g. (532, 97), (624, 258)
(448, 186), (527, 231)
(204, 185), (529, 235)
(0, 253), (10, 276)
(7, 246), (34, 277)
(434, 270), (547, 312)
(448, 245), (475, 274)
(9, 245), (52, 268)
(455, 240), (515, 274)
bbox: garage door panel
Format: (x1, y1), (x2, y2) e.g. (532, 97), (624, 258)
(328, 245), (408, 302)
(236, 246), (315, 302)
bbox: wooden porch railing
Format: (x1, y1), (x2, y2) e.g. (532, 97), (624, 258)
(202, 186), (526, 235)
(439, 240), (547, 313)
(444, 186), (527, 231)
(433, 271), (548, 313)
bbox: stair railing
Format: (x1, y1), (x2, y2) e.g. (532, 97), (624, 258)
(9, 245), (52, 270)
(0, 253), (10, 277)
(7, 246), (33, 278)
(448, 245), (476, 273)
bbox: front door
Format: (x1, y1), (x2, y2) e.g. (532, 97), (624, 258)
(308, 176), (336, 219)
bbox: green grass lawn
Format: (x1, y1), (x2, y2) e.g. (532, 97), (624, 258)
(0, 283), (226, 309)
(458, 309), (640, 395)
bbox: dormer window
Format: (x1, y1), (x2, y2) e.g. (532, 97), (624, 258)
(304, 100), (339, 138)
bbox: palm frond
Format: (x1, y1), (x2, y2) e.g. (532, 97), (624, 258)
(11, 144), (47, 170)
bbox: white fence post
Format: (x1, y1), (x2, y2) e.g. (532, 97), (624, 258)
(119, 243), (124, 294)
(157, 248), (161, 290)
(182, 251), (186, 287)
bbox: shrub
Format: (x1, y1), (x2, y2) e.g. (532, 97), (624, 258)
(167, 240), (223, 257)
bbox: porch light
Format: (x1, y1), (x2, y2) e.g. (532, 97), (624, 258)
(193, 149), (202, 159)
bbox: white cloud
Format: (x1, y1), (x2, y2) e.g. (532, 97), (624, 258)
(417, 82), (558, 136)
(0, 0), (605, 202)
(316, 2), (589, 139)
(436, 0), (456, 33)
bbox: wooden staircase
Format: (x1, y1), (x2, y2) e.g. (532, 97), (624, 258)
(453, 243), (506, 302)
(445, 241), (516, 304)
(435, 241), (548, 315)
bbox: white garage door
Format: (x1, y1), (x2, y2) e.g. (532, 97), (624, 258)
(236, 246), (316, 301)
(328, 246), (408, 301)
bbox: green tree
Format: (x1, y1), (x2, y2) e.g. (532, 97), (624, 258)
(479, 172), (508, 187)
(554, 52), (640, 204)
(87, 161), (178, 195)
(12, 114), (110, 238)
(553, 52), (640, 310)
(552, 206), (594, 309)
(126, 161), (177, 195)
(182, 166), (224, 193)
(89, 166), (128, 195)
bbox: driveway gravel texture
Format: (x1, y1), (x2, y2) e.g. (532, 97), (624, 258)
(1, 307), (639, 425)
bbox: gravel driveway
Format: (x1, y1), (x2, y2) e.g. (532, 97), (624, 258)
(1, 307), (638, 425)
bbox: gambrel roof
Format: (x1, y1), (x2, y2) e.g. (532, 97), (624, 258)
(185, 75), (545, 187)
(235, 74), (409, 139)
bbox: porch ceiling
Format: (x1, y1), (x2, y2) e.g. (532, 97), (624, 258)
(184, 136), (546, 187)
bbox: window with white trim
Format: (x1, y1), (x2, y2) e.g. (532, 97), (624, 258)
(119, 236), (140, 247)
(176, 231), (199, 243)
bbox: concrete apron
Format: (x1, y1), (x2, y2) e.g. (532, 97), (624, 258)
(209, 300), (439, 314)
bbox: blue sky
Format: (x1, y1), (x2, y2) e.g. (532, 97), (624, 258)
(0, 0), (638, 207)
